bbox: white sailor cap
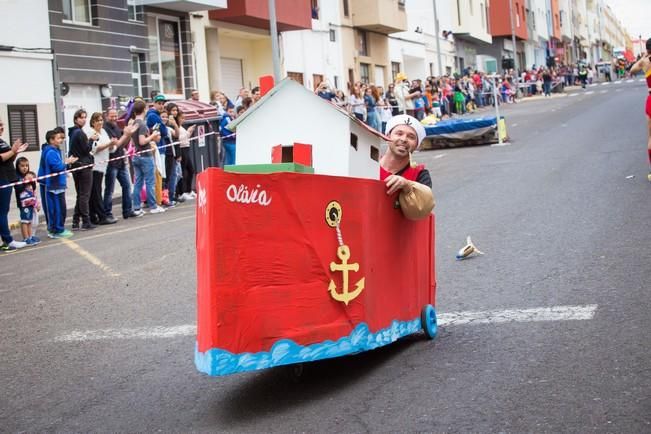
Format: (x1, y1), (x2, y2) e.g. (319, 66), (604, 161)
(384, 114), (426, 147)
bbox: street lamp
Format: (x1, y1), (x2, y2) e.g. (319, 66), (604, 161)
(508, 0), (521, 97)
(268, 0), (281, 82)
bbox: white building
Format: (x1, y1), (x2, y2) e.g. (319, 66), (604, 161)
(228, 79), (383, 180)
(389, 0), (458, 79)
(0, 0), (55, 162)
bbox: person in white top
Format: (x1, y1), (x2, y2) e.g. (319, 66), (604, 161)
(176, 111), (197, 201)
(86, 112), (117, 225)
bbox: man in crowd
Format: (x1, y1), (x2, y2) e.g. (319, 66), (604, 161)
(132, 100), (163, 215)
(146, 94), (169, 204)
(103, 108), (140, 220)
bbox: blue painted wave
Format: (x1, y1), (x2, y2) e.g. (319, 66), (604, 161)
(195, 318), (422, 376)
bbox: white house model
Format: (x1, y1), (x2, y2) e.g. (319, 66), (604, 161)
(226, 78), (386, 180)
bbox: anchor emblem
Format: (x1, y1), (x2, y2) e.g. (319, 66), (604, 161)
(328, 245), (365, 305)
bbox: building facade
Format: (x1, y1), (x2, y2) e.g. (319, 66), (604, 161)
(48, 0), (226, 132)
(1, 0), (56, 154)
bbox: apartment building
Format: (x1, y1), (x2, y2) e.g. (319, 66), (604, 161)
(487, 0), (528, 72)
(48, 0), (226, 133)
(452, 0), (493, 73)
(282, 0), (407, 93)
(1, 0), (55, 155)
(389, 0), (458, 79)
(192, 0), (311, 100)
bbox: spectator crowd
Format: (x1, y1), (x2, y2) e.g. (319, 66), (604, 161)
(0, 56), (640, 252)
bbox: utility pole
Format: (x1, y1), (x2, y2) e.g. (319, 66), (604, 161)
(508, 0), (521, 97)
(432, 0), (443, 76)
(268, 0), (281, 82)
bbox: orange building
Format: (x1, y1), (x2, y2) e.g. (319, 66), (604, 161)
(489, 0), (528, 40)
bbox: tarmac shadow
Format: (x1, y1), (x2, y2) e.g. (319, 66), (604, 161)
(209, 333), (428, 424)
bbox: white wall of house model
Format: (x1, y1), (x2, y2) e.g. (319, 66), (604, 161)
(228, 78), (385, 180)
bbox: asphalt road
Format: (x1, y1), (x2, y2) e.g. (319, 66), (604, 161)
(1, 79), (650, 432)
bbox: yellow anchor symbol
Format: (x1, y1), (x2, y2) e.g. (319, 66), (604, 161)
(328, 245), (365, 305)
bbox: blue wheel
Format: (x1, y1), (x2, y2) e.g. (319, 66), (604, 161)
(421, 304), (437, 339)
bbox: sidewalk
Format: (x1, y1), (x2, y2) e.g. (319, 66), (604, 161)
(7, 177), (122, 231)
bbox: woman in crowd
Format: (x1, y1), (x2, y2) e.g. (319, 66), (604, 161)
(349, 85), (366, 122)
(364, 85), (380, 131)
(0, 118), (29, 251)
(68, 109), (95, 230)
(86, 112), (116, 225)
(176, 111), (197, 200)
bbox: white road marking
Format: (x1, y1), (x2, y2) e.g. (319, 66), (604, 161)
(614, 80), (622, 84)
(433, 153), (447, 159)
(589, 83), (598, 87)
(626, 79), (634, 83)
(568, 93), (579, 97)
(601, 82), (610, 86)
(53, 304), (598, 342)
(640, 78), (646, 83)
(61, 238), (120, 277)
(511, 123), (518, 127)
(437, 304), (598, 326)
(600, 90), (608, 94)
(490, 141), (512, 147)
(585, 91), (594, 95)
(54, 325), (197, 342)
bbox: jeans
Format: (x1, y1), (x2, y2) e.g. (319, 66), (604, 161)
(223, 140), (236, 166)
(132, 155), (156, 210)
(104, 164), (133, 218)
(72, 167), (92, 224)
(165, 154), (179, 200)
(543, 82), (551, 96)
(0, 179), (14, 244)
(366, 110), (380, 130)
(46, 191), (67, 234)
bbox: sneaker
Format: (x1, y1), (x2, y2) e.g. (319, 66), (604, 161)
(24, 237), (40, 246)
(98, 216), (117, 225)
(47, 232), (56, 239)
(165, 201), (176, 209)
(31, 236), (41, 243)
(72, 222), (80, 231)
(8, 240), (27, 249)
(149, 206), (166, 214)
(189, 191), (197, 199)
(52, 229), (74, 239)
(131, 209), (145, 218)
(1, 243), (17, 252)
(81, 222), (96, 231)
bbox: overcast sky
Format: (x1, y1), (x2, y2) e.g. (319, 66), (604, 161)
(605, 0), (647, 40)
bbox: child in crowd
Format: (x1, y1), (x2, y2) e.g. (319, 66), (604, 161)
(14, 158), (40, 245)
(38, 127), (77, 238)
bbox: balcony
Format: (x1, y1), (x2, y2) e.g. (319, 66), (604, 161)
(351, 0), (407, 35)
(138, 0), (227, 12)
(208, 0), (312, 32)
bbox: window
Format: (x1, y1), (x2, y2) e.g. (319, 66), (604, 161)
(334, 76), (340, 89)
(398, 0), (406, 9)
(311, 0), (319, 19)
(132, 54), (142, 97)
(128, 0), (144, 22)
(485, 3), (490, 32)
(147, 16), (184, 96)
(313, 74), (324, 90)
(359, 63), (370, 84)
(287, 72), (304, 85)
(391, 62), (401, 80)
(8, 106), (39, 152)
(480, 3), (485, 29)
(515, 3), (520, 27)
(329, 29), (336, 42)
(62, 0), (91, 24)
(358, 30), (368, 56)
(343, 0), (349, 17)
